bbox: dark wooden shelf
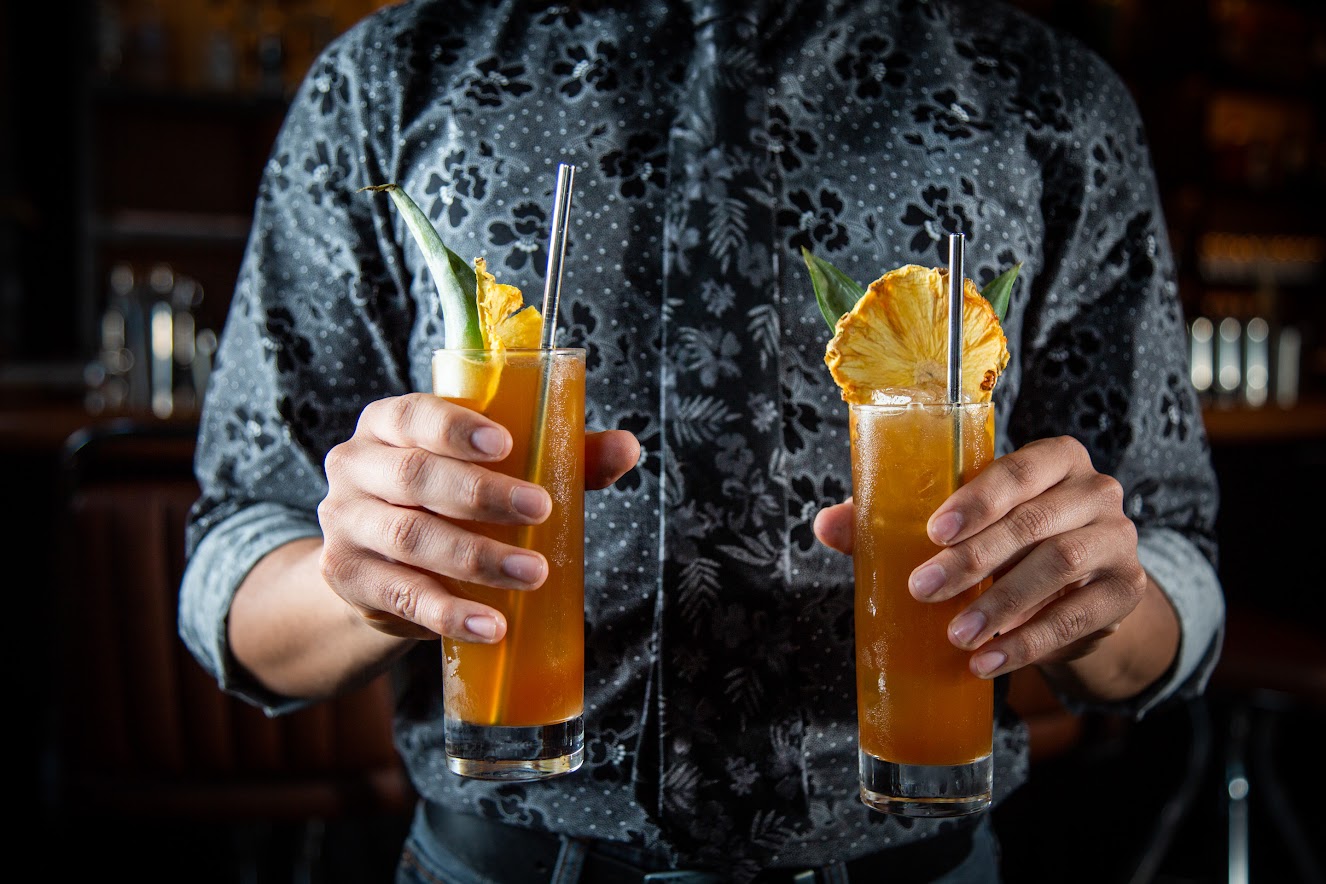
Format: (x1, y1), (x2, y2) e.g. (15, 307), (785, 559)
(92, 209), (253, 246)
(1202, 399), (1326, 445)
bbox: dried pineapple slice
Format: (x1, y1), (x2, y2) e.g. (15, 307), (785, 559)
(825, 264), (1008, 405)
(476, 257), (542, 350)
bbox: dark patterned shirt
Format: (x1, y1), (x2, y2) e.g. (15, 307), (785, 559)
(179, 0), (1223, 873)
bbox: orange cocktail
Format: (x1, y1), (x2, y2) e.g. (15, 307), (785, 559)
(850, 400), (994, 815)
(433, 347), (585, 780)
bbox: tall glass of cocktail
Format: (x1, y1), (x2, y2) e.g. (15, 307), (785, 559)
(850, 400), (995, 816)
(432, 346), (586, 781)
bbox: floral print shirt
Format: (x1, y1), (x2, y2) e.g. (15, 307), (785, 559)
(179, 0), (1224, 874)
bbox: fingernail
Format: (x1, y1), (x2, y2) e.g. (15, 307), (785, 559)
(471, 427), (506, 457)
(910, 564), (946, 599)
(501, 553), (545, 585)
(464, 615), (498, 640)
(949, 610), (987, 646)
(931, 511), (963, 544)
(973, 650), (1008, 678)
(512, 486), (550, 520)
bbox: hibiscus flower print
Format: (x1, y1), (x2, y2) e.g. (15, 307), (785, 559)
(308, 61), (348, 116)
(1009, 87), (1071, 133)
(899, 184), (974, 261)
(1104, 212), (1159, 285)
(532, 0), (614, 29)
(612, 411), (660, 493)
(832, 34), (911, 99)
(1040, 322), (1105, 386)
(424, 151), (488, 228)
(912, 88), (993, 140)
(676, 326), (742, 388)
(263, 150), (292, 194)
(463, 57), (534, 107)
(781, 385), (822, 454)
(488, 202), (549, 273)
(600, 132), (668, 198)
(1091, 134), (1126, 187)
(787, 474), (848, 551)
(585, 710), (637, 782)
(263, 307), (313, 375)
(552, 41), (619, 98)
(756, 104), (818, 173)
(558, 300), (601, 372)
(224, 406), (278, 451)
(954, 36), (1023, 82)
(303, 140), (351, 208)
(777, 188), (849, 253)
(1158, 372), (1195, 443)
(1076, 386), (1134, 462)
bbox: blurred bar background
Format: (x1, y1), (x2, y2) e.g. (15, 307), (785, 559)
(3, 1), (1324, 882)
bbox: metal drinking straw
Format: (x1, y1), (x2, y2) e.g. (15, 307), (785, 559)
(527, 161), (575, 486)
(489, 163), (576, 723)
(948, 233), (966, 489)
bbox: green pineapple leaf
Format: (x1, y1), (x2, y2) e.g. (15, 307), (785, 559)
(801, 247), (866, 332)
(361, 183), (483, 350)
(979, 262), (1021, 323)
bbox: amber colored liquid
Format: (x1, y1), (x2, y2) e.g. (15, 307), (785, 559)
(434, 349), (585, 728)
(850, 403), (995, 766)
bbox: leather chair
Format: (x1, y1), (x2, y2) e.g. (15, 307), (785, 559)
(48, 419), (416, 879)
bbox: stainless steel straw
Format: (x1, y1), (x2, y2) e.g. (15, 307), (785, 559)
(948, 233), (966, 489)
(491, 162), (576, 722)
(527, 162), (575, 480)
(539, 163), (576, 350)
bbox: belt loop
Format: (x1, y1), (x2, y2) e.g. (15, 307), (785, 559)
(815, 860), (851, 884)
(551, 835), (588, 884)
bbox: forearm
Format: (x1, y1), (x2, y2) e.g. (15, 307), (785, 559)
(1037, 576), (1180, 704)
(228, 537), (419, 700)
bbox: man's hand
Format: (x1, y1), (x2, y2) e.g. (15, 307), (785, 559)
(318, 392), (639, 643)
(815, 436), (1169, 692)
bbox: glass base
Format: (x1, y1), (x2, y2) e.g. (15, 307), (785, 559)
(444, 716), (584, 781)
(859, 750), (992, 817)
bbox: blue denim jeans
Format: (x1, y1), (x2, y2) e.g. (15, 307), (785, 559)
(395, 801), (1002, 884)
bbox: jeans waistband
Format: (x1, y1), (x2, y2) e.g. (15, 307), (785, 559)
(403, 799), (986, 884)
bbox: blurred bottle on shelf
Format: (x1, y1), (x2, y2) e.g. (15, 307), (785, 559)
(1189, 312), (1301, 412)
(203, 0), (239, 92)
(85, 261), (217, 419)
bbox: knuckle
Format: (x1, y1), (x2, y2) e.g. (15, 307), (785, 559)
(1090, 472), (1125, 507)
(1053, 434), (1090, 465)
(387, 511), (429, 558)
(984, 585), (1023, 623)
(390, 394), (417, 429)
(1122, 565), (1148, 604)
(437, 598), (471, 638)
(379, 576), (423, 622)
(950, 541), (993, 577)
(1007, 501), (1054, 545)
(999, 449), (1040, 492)
(453, 467), (488, 511)
(320, 544), (358, 588)
(1047, 535), (1091, 578)
(324, 442), (349, 476)
(1047, 602), (1093, 646)
(447, 533), (487, 577)
(393, 447), (431, 490)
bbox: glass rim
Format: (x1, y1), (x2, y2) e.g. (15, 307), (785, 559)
(431, 346), (586, 356)
(848, 399), (991, 414)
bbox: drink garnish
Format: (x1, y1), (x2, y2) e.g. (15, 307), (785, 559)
(361, 184), (540, 351)
(800, 250), (1017, 406)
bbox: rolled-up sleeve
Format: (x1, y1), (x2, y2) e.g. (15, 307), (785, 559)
(178, 22), (416, 715)
(1006, 41), (1224, 718)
